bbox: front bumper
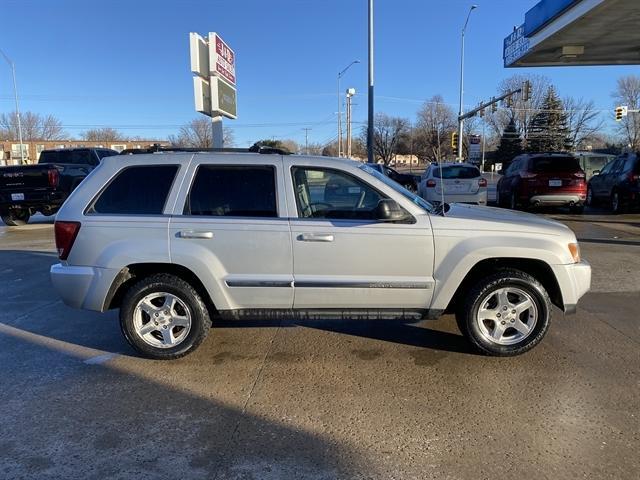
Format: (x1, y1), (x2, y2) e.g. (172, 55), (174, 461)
(50, 263), (120, 312)
(551, 261), (591, 315)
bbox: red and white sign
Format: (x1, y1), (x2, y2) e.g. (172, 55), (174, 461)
(208, 33), (236, 85)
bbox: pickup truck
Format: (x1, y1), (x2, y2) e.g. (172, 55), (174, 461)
(50, 151), (591, 360)
(0, 147), (118, 225)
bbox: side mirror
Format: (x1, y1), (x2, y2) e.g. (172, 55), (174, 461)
(592, 170), (600, 176)
(375, 199), (410, 222)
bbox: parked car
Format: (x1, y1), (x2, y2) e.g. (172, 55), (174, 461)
(418, 162), (487, 206)
(50, 151), (590, 359)
(497, 153), (587, 213)
(587, 152), (640, 213)
(366, 163), (420, 192)
(0, 147), (119, 226)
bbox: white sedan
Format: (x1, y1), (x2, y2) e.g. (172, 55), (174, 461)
(418, 163), (488, 205)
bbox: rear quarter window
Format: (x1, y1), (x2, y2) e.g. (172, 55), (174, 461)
(531, 156), (581, 173)
(87, 165), (178, 215)
(433, 166), (480, 179)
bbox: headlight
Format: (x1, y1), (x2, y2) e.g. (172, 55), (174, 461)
(568, 243), (581, 263)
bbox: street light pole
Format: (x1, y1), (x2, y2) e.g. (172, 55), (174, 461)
(367, 0), (375, 163)
(0, 48), (25, 164)
(457, 5), (478, 162)
(337, 60), (360, 157)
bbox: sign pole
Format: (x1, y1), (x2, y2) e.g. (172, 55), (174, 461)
(211, 116), (224, 148)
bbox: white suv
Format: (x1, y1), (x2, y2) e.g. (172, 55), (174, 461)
(50, 152), (591, 359)
(419, 162), (488, 206)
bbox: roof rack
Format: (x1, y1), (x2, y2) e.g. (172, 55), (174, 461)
(118, 145), (292, 156)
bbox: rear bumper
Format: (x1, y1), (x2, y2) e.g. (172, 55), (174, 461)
(0, 189), (66, 212)
(529, 194), (585, 206)
(50, 263), (120, 312)
(551, 261), (591, 314)
(424, 190), (487, 205)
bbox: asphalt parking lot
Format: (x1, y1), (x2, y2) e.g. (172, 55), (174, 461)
(1, 210), (638, 480)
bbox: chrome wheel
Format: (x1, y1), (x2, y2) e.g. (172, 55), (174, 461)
(476, 287), (538, 346)
(133, 292), (191, 348)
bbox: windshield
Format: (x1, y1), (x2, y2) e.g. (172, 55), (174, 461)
(433, 165), (480, 179)
(359, 163), (434, 213)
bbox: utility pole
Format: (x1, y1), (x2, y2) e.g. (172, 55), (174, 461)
(302, 128), (311, 154)
(367, 0), (375, 163)
(457, 5), (478, 162)
(346, 88), (355, 158)
(0, 48), (25, 164)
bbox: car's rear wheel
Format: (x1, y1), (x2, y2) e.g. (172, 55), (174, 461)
(120, 274), (211, 360)
(456, 269), (552, 356)
(610, 190), (624, 214)
(586, 186), (594, 206)
(1, 209), (30, 226)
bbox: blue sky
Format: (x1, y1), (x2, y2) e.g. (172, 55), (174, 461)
(1, 0), (637, 147)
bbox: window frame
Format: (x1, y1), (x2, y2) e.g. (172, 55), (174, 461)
(290, 165), (395, 222)
(182, 164), (280, 219)
(84, 164), (180, 216)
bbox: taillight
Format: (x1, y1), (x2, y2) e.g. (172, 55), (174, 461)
(54, 221), (81, 260)
(628, 172), (639, 182)
(478, 178), (487, 187)
(426, 179), (437, 188)
(574, 172), (586, 179)
(48, 168), (60, 188)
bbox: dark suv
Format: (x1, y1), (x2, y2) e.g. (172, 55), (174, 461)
(587, 153), (640, 213)
(497, 153), (587, 213)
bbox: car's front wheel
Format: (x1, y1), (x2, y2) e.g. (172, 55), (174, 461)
(456, 269), (552, 356)
(1, 209), (30, 226)
(120, 274), (211, 360)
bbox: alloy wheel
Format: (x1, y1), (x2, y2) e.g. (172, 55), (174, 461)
(475, 287), (538, 346)
(133, 292), (192, 348)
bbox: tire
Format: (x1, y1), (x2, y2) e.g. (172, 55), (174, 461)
(120, 273), (211, 360)
(586, 186), (594, 207)
(509, 191), (518, 210)
(1, 209), (30, 226)
(455, 269), (552, 357)
(610, 190), (624, 214)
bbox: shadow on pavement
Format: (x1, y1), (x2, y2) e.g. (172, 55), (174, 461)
(578, 238), (640, 247)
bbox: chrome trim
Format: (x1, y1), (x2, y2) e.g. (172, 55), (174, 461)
(295, 281), (432, 289)
(226, 280), (293, 288)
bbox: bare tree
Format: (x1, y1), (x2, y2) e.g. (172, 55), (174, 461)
(413, 95), (457, 162)
(485, 74), (551, 149)
(80, 127), (125, 142)
(0, 111), (65, 140)
(563, 97), (604, 150)
(612, 75), (640, 150)
(169, 117), (235, 148)
(362, 113), (410, 165)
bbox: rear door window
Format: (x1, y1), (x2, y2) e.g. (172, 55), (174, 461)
(531, 156), (580, 173)
(88, 165), (178, 215)
(185, 165), (278, 217)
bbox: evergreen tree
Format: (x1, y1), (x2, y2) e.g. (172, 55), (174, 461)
(526, 86), (572, 152)
(495, 117), (523, 168)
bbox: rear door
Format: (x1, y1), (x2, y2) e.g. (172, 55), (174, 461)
(285, 159), (434, 311)
(169, 155), (293, 311)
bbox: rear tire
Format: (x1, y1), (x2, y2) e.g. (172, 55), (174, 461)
(586, 186), (594, 207)
(120, 274), (211, 360)
(456, 269), (552, 356)
(610, 190), (624, 214)
(1, 209), (30, 226)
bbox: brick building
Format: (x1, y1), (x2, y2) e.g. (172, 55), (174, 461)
(0, 139), (170, 166)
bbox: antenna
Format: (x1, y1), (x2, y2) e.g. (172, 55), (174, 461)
(439, 162), (446, 216)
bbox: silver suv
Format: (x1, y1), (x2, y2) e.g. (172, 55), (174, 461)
(50, 152), (591, 359)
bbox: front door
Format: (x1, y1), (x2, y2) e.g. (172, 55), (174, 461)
(286, 163), (434, 311)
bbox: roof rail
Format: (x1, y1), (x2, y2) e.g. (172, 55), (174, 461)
(119, 145), (291, 156)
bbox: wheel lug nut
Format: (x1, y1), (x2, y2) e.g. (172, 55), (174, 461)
(501, 321), (506, 325)
(503, 306), (508, 311)
(163, 325), (168, 329)
(154, 321), (158, 325)
(511, 319), (515, 323)
(512, 310), (516, 314)
(154, 313), (159, 317)
(496, 313), (501, 318)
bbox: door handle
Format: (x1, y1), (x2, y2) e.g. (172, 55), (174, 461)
(179, 230), (214, 239)
(299, 233), (334, 242)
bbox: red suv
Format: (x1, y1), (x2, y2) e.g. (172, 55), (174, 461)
(497, 154), (587, 213)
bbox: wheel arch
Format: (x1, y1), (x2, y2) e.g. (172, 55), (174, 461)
(445, 258), (563, 314)
(104, 262), (218, 316)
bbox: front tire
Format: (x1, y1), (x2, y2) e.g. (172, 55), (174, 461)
(456, 269), (552, 356)
(120, 274), (211, 360)
(1, 209), (30, 226)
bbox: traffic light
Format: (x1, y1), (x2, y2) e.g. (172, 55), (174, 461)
(506, 95), (513, 108)
(479, 108), (485, 118)
(615, 106), (627, 122)
(491, 98), (497, 113)
(522, 80), (532, 102)
(451, 132), (458, 149)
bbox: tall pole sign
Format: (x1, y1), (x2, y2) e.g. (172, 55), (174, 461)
(189, 32), (237, 148)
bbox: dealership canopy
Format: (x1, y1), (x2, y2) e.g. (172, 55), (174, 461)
(504, 0), (640, 67)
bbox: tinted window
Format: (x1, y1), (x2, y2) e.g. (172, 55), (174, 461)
(292, 167), (385, 220)
(433, 165), (480, 179)
(40, 149), (97, 165)
(98, 149), (118, 159)
(610, 158), (625, 173)
(531, 156), (580, 173)
(90, 165), (178, 214)
(186, 165), (277, 217)
(623, 156), (637, 172)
